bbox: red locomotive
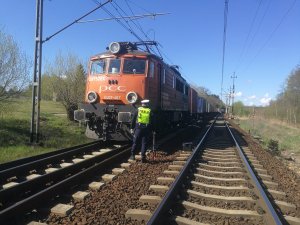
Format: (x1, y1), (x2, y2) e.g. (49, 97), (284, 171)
(74, 41), (211, 141)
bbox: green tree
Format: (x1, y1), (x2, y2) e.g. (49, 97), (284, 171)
(260, 65), (300, 126)
(284, 66), (300, 125)
(41, 74), (56, 101)
(0, 29), (31, 102)
(232, 101), (249, 117)
(45, 53), (86, 120)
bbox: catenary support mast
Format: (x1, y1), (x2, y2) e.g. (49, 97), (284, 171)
(30, 0), (112, 143)
(30, 0), (43, 143)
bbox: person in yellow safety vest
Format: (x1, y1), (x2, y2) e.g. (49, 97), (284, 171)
(130, 99), (153, 163)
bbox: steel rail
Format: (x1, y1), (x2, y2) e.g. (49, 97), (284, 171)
(0, 141), (108, 183)
(0, 141), (102, 171)
(225, 123), (283, 225)
(0, 145), (131, 223)
(146, 116), (218, 225)
(0, 125), (197, 223)
(0, 144), (130, 207)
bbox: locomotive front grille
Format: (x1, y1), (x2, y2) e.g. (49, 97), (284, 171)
(118, 112), (132, 123)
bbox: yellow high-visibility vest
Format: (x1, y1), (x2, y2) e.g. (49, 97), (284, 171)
(137, 107), (151, 124)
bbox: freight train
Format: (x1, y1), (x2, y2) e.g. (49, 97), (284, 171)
(74, 41), (213, 141)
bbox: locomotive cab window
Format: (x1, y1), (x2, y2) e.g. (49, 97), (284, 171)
(108, 59), (121, 74)
(90, 59), (107, 75)
(123, 58), (146, 74)
(149, 61), (155, 78)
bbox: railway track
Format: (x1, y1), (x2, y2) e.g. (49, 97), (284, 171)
(0, 123), (196, 224)
(0, 141), (131, 222)
(126, 117), (300, 225)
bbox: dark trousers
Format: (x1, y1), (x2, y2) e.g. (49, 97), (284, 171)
(131, 127), (149, 158)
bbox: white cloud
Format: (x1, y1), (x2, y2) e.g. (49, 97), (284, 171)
(234, 91), (242, 97)
(241, 92), (273, 106)
(260, 97), (271, 106)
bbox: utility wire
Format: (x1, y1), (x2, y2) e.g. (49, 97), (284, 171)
(234, 0), (263, 72)
(246, 0), (271, 59)
(77, 13), (169, 23)
(112, 1), (163, 58)
(43, 0), (111, 43)
(124, 0), (150, 40)
(242, 0), (297, 73)
(110, 2), (145, 41)
(104, 5), (144, 43)
(127, 0), (152, 15)
(92, 0), (143, 43)
(124, 0), (163, 58)
(126, 0), (159, 54)
(90, 0), (180, 79)
(111, 1), (152, 51)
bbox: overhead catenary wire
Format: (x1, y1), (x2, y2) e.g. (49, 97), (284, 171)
(127, 0), (153, 15)
(90, 0), (188, 83)
(124, 0), (151, 40)
(234, 0), (263, 72)
(111, 1), (154, 53)
(124, 1), (164, 59)
(245, 0), (271, 61)
(110, 2), (147, 41)
(77, 13), (170, 24)
(112, 2), (193, 84)
(43, 0), (111, 43)
(91, 0), (168, 56)
(242, 0), (297, 73)
(91, 0), (144, 44)
(113, 1), (163, 58)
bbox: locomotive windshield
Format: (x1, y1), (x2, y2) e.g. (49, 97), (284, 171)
(123, 58), (146, 74)
(90, 59), (106, 75)
(108, 59), (121, 74)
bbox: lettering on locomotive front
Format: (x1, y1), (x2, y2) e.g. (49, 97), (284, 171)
(99, 86), (126, 93)
(103, 96), (121, 100)
(88, 76), (106, 82)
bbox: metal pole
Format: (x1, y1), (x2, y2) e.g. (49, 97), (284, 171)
(231, 73), (237, 117)
(36, 0), (43, 143)
(30, 0), (43, 143)
(30, 0), (111, 143)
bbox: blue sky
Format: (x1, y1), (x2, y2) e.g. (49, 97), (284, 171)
(1, 0), (299, 106)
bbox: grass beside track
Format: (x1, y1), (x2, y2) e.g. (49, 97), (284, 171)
(0, 98), (91, 163)
(236, 116), (300, 154)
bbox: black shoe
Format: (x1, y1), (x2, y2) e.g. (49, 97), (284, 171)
(129, 155), (135, 160)
(141, 157), (147, 163)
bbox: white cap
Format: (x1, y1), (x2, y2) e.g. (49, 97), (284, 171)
(141, 99), (150, 104)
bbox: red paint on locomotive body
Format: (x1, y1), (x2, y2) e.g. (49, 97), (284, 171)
(85, 53), (148, 106)
(74, 42), (212, 141)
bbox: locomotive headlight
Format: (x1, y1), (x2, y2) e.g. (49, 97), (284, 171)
(87, 91), (98, 103)
(109, 42), (121, 54)
(126, 92), (138, 104)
